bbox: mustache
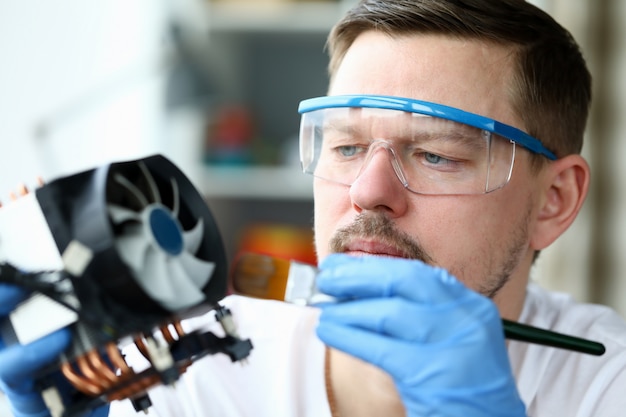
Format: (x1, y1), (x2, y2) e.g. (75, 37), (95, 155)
(328, 212), (434, 264)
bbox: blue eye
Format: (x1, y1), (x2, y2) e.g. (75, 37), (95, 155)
(338, 146), (359, 157)
(424, 152), (448, 164)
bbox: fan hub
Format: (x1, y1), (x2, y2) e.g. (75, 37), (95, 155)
(148, 205), (183, 255)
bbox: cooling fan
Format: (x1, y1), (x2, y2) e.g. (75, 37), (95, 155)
(106, 157), (219, 314)
(0, 154), (253, 417)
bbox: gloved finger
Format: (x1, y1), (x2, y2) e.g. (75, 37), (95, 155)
(318, 254), (468, 303)
(9, 394), (110, 417)
(319, 296), (491, 342)
(90, 406), (111, 417)
(317, 320), (509, 387)
(0, 284), (29, 315)
(0, 328), (71, 391)
(316, 320), (417, 379)
(5, 387), (51, 417)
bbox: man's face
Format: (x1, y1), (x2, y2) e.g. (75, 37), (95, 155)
(314, 32), (545, 316)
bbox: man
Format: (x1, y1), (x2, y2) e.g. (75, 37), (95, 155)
(1, 0), (625, 416)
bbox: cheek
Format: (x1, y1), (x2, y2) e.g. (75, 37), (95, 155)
(313, 182), (352, 260)
(420, 192), (533, 284)
(415, 201), (487, 260)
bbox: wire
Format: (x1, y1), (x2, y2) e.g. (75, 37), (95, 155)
(0, 263), (80, 313)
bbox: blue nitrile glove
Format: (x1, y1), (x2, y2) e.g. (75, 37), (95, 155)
(0, 284), (109, 417)
(315, 254), (526, 417)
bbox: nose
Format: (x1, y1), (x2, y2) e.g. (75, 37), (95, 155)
(358, 141), (411, 187)
(348, 144), (410, 216)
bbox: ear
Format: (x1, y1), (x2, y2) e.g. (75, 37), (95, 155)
(530, 155), (590, 250)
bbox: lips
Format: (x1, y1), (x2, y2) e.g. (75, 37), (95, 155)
(328, 212), (434, 263)
(342, 239), (408, 258)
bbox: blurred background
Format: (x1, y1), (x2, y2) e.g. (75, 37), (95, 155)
(0, 0), (624, 410)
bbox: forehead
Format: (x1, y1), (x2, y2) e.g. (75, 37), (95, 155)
(329, 31), (523, 131)
(324, 107), (481, 139)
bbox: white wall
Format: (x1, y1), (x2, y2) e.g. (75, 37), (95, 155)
(0, 0), (170, 201)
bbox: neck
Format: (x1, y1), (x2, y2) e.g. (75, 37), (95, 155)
(327, 348), (405, 417)
(493, 253), (533, 321)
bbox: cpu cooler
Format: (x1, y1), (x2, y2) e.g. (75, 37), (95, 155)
(0, 154), (253, 416)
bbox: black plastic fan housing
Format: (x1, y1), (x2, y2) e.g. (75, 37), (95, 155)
(34, 154), (228, 336)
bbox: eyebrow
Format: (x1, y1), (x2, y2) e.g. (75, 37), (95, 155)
(413, 130), (489, 152)
(323, 117), (489, 152)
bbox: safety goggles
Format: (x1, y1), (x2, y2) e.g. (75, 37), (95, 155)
(298, 95), (556, 195)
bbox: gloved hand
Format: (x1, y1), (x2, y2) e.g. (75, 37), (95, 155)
(315, 254), (526, 417)
(0, 283), (109, 417)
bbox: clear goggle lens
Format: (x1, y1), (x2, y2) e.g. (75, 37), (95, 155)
(299, 105), (516, 195)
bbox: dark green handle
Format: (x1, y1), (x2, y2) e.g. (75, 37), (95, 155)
(503, 319), (605, 356)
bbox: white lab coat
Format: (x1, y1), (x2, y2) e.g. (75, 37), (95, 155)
(109, 283), (626, 416)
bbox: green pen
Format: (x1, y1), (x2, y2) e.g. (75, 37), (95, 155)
(503, 319), (605, 356)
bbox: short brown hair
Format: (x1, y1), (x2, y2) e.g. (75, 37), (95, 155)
(327, 0), (592, 160)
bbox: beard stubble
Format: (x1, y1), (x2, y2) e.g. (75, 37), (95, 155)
(325, 210), (530, 299)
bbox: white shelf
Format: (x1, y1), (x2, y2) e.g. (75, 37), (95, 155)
(207, 1), (354, 33)
(199, 165), (313, 200)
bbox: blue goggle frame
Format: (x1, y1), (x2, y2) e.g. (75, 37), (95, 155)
(298, 95), (557, 161)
